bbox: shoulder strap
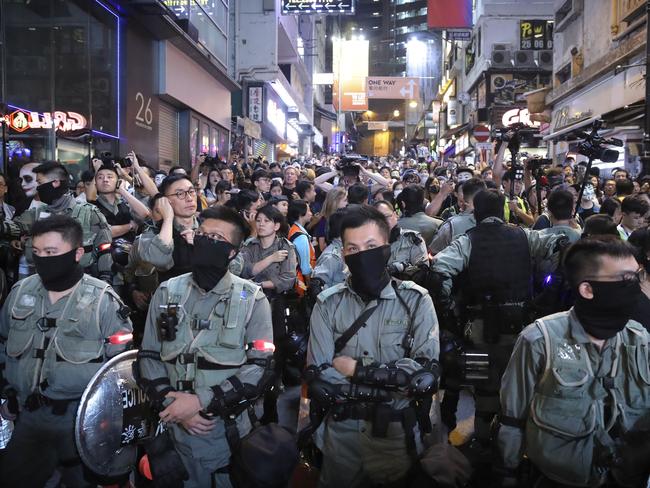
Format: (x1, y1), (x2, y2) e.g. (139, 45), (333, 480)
(334, 303), (379, 354)
(289, 230), (306, 243)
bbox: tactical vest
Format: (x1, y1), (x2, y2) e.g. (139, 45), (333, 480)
(159, 274), (261, 392)
(25, 203), (99, 269)
(5, 275), (112, 403)
(389, 229), (423, 266)
(526, 315), (650, 486)
(158, 228), (194, 283)
(466, 222), (531, 304)
(95, 197), (135, 242)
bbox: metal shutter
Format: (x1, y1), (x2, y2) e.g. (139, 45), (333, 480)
(158, 102), (179, 171)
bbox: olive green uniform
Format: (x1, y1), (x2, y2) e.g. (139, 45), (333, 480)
(307, 279), (439, 487)
(138, 218), (198, 273)
(0, 274), (132, 487)
(137, 272), (273, 488)
(235, 236), (297, 294)
(390, 228), (429, 270)
(398, 212), (443, 247)
(0, 195), (113, 280)
(312, 238), (348, 289)
(498, 310), (650, 486)
(428, 210), (476, 256)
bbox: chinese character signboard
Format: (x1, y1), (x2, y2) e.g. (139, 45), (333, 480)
(248, 87), (263, 123)
(520, 20), (553, 50)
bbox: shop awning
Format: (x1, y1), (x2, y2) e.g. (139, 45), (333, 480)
(542, 116), (600, 141)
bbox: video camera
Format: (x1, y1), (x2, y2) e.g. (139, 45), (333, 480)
(336, 154), (367, 178)
(574, 121), (623, 163)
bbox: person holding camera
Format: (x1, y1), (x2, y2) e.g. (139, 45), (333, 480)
(314, 157), (391, 192)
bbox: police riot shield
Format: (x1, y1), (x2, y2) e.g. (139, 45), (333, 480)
(75, 350), (161, 478)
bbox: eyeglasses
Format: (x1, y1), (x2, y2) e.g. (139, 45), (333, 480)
(195, 230), (232, 245)
(584, 268), (647, 284)
(166, 188), (197, 200)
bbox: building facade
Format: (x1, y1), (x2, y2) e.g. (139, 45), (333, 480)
(0, 0), (238, 176)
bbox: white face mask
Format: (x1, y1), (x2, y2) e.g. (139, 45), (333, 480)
(456, 172), (472, 183)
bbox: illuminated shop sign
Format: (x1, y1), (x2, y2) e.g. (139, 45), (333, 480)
(266, 99), (286, 139)
(6, 109), (88, 133)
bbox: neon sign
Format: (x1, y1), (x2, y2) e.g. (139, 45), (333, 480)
(6, 110), (88, 133)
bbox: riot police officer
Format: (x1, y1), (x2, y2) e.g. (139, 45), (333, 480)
(0, 215), (133, 487)
(304, 205), (440, 487)
(0, 162), (114, 282)
(429, 178), (486, 256)
(431, 189), (562, 445)
(373, 200), (429, 273)
(135, 206), (274, 488)
(310, 207), (349, 295)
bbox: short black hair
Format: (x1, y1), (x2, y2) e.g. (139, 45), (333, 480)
(347, 183), (368, 205)
(340, 204), (390, 244)
(199, 205), (250, 247)
(473, 189), (505, 222)
(216, 180), (232, 194)
(547, 188), (575, 221)
(628, 226), (650, 266)
(159, 174), (193, 196)
(295, 180), (315, 199)
(460, 177), (487, 203)
(326, 207), (348, 243)
(582, 214), (620, 239)
(621, 195), (650, 216)
(233, 189), (260, 212)
(31, 214), (83, 249)
(599, 197), (621, 218)
(168, 165), (187, 176)
(33, 161), (69, 181)
(616, 178), (634, 196)
(563, 237), (636, 287)
(287, 200), (310, 225)
(256, 203), (285, 225)
(398, 184), (425, 217)
(251, 169), (271, 185)
(614, 168), (629, 177)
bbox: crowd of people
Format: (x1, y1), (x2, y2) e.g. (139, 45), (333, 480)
(0, 143), (649, 488)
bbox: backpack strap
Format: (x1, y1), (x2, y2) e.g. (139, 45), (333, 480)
(334, 303), (379, 354)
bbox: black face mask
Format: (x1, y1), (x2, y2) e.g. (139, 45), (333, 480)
(33, 249), (84, 291)
(573, 279), (643, 339)
(37, 180), (68, 205)
(191, 234), (235, 291)
(345, 245), (391, 300)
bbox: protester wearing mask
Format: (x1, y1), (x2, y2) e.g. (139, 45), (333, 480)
(135, 206), (274, 488)
(498, 237), (650, 488)
(0, 162), (113, 282)
(0, 215), (132, 487)
(303, 204), (440, 487)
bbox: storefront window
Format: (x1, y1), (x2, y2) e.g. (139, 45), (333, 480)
(219, 129), (229, 159)
(210, 127), (218, 158)
(200, 122), (210, 156)
(190, 117), (199, 166)
(1, 0), (119, 176)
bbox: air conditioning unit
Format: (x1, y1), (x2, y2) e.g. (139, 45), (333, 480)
(514, 50), (535, 68)
(491, 49), (513, 68)
(490, 74), (513, 92)
(536, 50), (553, 70)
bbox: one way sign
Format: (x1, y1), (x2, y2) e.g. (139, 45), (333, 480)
(367, 77), (420, 100)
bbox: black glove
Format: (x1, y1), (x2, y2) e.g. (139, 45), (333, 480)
(143, 430), (189, 488)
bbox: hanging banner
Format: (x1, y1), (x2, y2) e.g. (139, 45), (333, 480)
(333, 38), (369, 112)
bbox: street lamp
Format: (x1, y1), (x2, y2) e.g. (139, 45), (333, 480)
(409, 100), (418, 108)
(393, 109), (400, 117)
